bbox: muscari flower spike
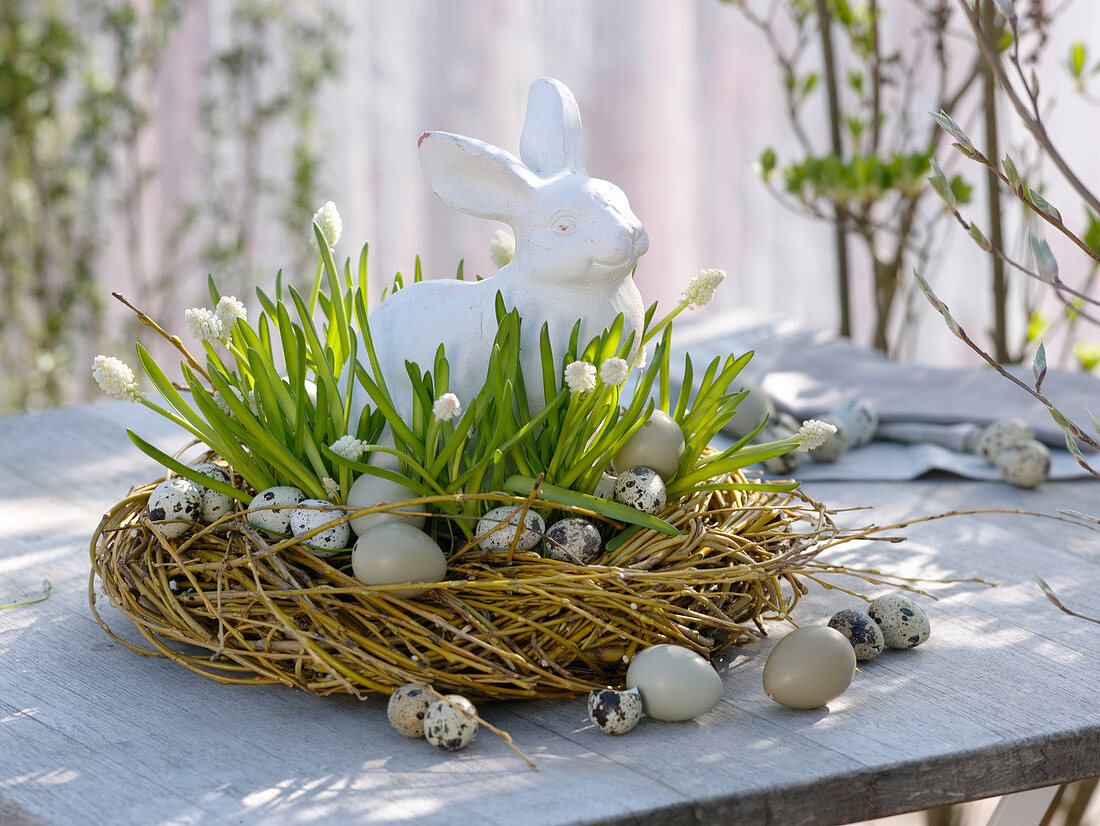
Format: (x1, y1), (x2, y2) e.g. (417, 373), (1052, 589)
(795, 419), (838, 452)
(312, 201), (342, 249)
(489, 228), (515, 268)
(600, 357), (629, 386)
(329, 435), (366, 461)
(564, 360), (597, 394)
(213, 387), (245, 417)
(682, 268), (726, 309)
(432, 392), (462, 422)
(215, 296), (247, 332)
(92, 355), (142, 402)
(185, 307), (226, 343)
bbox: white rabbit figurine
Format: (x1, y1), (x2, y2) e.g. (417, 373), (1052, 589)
(350, 77), (649, 428)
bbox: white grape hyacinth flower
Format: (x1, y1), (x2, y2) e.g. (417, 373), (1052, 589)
(185, 307), (226, 343)
(213, 386), (245, 416)
(215, 296), (247, 332)
(329, 435), (366, 461)
(564, 360), (597, 394)
(795, 419), (838, 452)
(432, 392), (462, 422)
(599, 357), (629, 386)
(682, 268), (726, 309)
(322, 476), (340, 499)
(489, 228), (515, 268)
(92, 355), (142, 402)
(631, 343), (648, 371)
(312, 200), (342, 249)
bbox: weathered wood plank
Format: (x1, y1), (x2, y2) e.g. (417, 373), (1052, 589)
(0, 794), (51, 826)
(1, 400), (1098, 826)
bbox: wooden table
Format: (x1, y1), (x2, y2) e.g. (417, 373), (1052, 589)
(1, 401), (1098, 826)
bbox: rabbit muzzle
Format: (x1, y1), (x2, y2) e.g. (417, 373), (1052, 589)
(588, 223), (647, 279)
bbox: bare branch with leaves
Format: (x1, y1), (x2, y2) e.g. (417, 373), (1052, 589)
(729, 0), (989, 355)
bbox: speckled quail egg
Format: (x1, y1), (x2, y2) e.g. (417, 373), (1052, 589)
(828, 608), (885, 661)
(146, 478), (203, 539)
(476, 505), (545, 553)
(833, 399), (878, 448)
(544, 518), (602, 564)
(625, 644), (723, 721)
(809, 414), (850, 463)
(423, 695), (478, 751)
(387, 683), (432, 738)
(247, 486), (305, 535)
(994, 439), (1050, 488)
(613, 467), (667, 515)
(974, 417), (1034, 463)
(763, 626), (856, 709)
(352, 522), (448, 598)
(725, 380), (775, 440)
(593, 471), (617, 500)
(868, 593), (930, 649)
(611, 410), (686, 481)
(587, 687), (643, 735)
(191, 463), (235, 524)
(761, 412), (804, 475)
(346, 473), (425, 536)
(289, 499), (351, 554)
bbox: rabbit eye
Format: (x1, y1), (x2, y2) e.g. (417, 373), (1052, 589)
(553, 216), (577, 235)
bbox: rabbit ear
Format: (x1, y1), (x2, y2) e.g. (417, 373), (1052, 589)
(519, 77), (585, 176)
(419, 131), (536, 222)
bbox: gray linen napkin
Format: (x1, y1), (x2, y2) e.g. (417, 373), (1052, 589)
(672, 311), (1097, 482)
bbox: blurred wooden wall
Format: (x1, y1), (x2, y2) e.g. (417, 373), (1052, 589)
(120, 0), (1100, 370)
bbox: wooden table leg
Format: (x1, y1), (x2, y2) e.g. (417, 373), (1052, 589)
(982, 786), (1062, 826)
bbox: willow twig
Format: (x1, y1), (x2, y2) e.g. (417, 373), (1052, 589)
(914, 269), (1100, 476)
(113, 292), (212, 383)
(89, 465), (854, 701)
(1034, 573), (1100, 626)
(956, 0), (1100, 217)
(0, 580), (52, 610)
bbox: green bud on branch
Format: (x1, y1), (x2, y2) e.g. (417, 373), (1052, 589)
(1002, 154), (1023, 195)
(927, 158), (955, 209)
(968, 223), (993, 252)
(929, 110), (973, 153)
(1028, 232), (1059, 282)
(1032, 342), (1047, 390)
(1029, 190), (1062, 224)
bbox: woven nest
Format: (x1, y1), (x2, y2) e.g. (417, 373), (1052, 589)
(89, 467), (840, 701)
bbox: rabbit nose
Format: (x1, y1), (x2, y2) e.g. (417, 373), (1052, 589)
(633, 227), (650, 257)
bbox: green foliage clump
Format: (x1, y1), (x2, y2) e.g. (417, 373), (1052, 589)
(0, 0), (347, 415)
(781, 151), (970, 210)
(0, 1), (181, 410)
(120, 228), (800, 546)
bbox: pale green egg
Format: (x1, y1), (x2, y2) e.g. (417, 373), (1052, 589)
(625, 644), (722, 721)
(346, 473), (425, 536)
(612, 410), (685, 480)
(763, 626), (856, 709)
(351, 522), (447, 599)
